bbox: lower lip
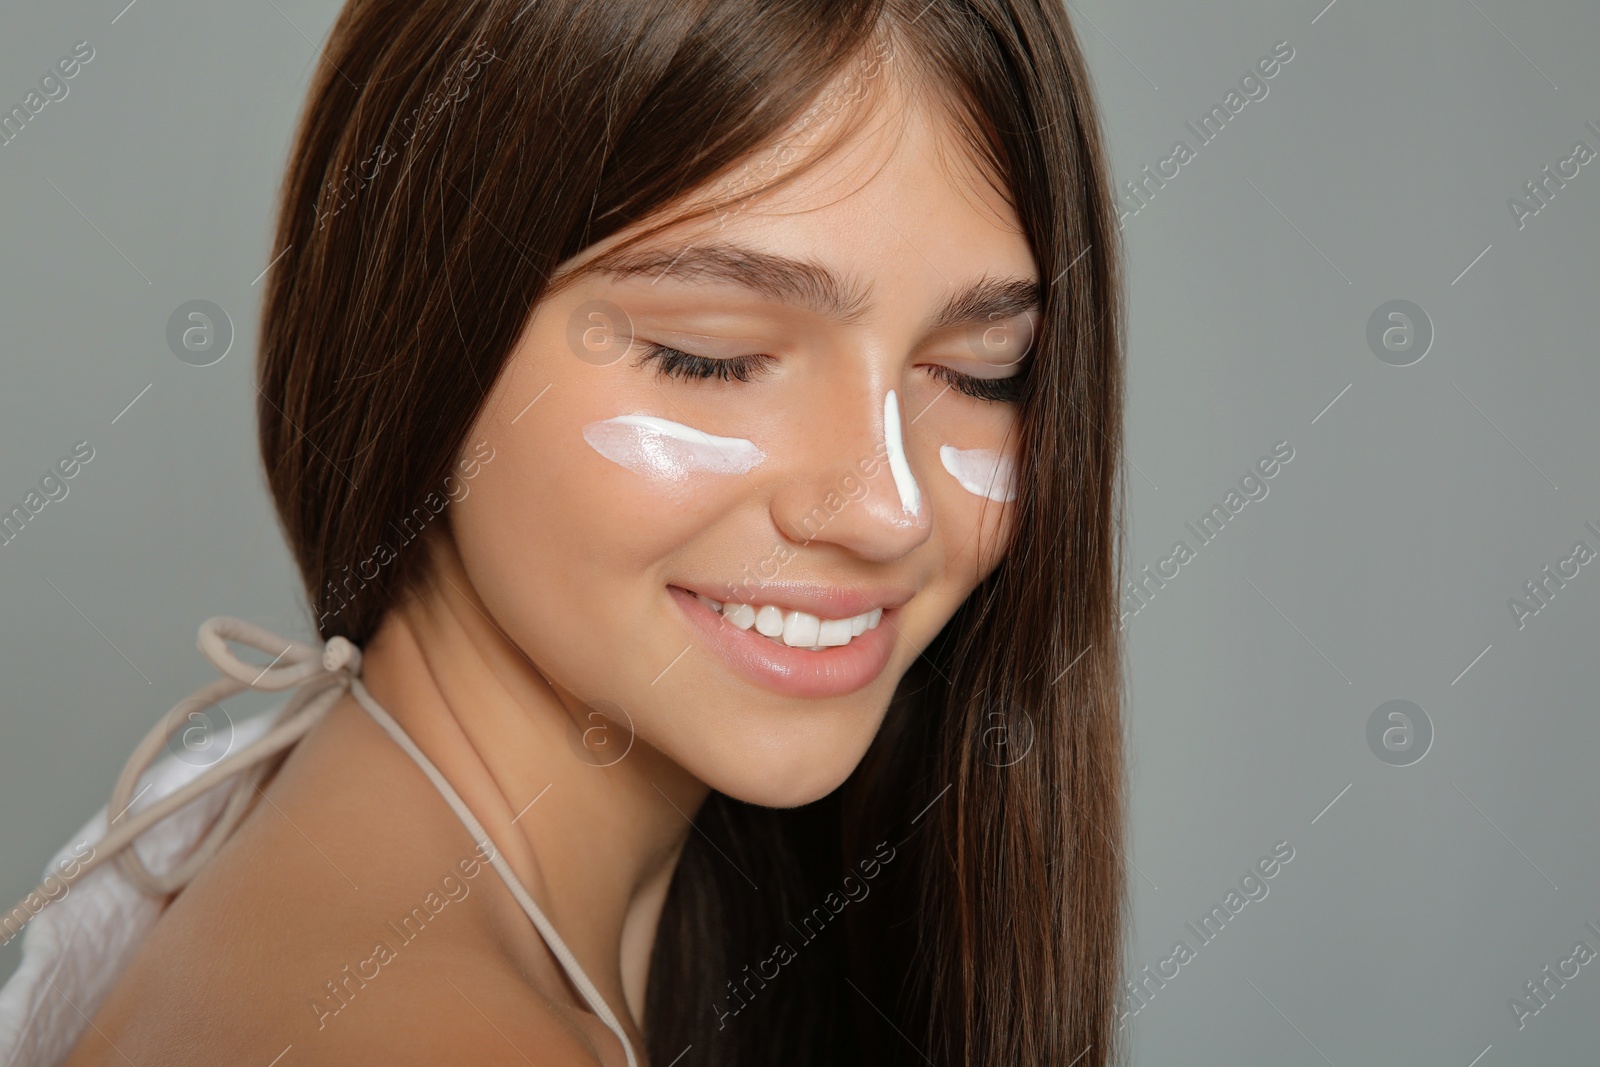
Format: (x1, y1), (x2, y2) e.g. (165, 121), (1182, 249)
(667, 585), (899, 699)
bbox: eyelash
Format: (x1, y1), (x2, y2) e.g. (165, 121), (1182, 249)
(924, 363), (1027, 404)
(633, 344), (776, 384)
(634, 344), (1027, 403)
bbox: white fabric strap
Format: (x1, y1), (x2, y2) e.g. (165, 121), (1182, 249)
(347, 677), (639, 1067)
(1, 617), (356, 922)
(0, 616), (638, 1067)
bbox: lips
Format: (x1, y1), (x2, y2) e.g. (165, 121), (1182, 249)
(666, 584), (901, 699)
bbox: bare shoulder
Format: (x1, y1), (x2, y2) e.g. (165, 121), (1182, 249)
(59, 697), (617, 1067)
(63, 937), (609, 1067)
(279, 951), (614, 1067)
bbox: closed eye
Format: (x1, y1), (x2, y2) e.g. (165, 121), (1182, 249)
(631, 344), (777, 383)
(924, 363), (1027, 404)
(633, 343), (1026, 403)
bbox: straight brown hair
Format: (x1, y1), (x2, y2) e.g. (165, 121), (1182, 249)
(258, 1), (1128, 1063)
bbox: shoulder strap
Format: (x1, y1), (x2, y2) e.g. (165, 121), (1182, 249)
(349, 677), (639, 1067)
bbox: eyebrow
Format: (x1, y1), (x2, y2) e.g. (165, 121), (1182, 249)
(586, 240), (1041, 336)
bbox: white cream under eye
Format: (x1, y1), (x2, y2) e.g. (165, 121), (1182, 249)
(939, 444), (1016, 503)
(582, 414), (765, 481)
(883, 389), (921, 516)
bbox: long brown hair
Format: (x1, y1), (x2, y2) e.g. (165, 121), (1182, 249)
(258, 1), (1127, 1063)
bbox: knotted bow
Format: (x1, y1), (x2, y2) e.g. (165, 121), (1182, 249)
(1, 615), (645, 1067)
(4, 617), (362, 924)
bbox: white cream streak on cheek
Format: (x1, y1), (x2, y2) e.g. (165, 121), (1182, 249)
(581, 414), (765, 480)
(883, 389), (921, 516)
(938, 444), (1016, 502)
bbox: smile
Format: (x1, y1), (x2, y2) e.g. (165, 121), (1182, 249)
(690, 592), (883, 651)
(665, 585), (903, 698)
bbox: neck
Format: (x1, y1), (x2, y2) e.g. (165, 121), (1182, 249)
(356, 533), (710, 1033)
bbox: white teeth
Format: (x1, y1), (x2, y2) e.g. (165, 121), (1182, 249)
(816, 617), (853, 646)
(781, 611), (821, 648)
(754, 604), (786, 637)
(690, 589), (885, 651)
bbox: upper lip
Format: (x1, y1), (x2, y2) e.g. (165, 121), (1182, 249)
(671, 579), (913, 619)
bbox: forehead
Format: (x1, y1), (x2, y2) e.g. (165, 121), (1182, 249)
(560, 62), (1037, 324)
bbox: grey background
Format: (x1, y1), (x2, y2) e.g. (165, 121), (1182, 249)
(2, 1), (1596, 1063)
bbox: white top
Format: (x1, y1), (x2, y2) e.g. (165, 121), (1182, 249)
(0, 710), (277, 1067)
(0, 617), (638, 1067)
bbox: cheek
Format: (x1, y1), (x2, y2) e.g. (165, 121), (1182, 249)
(459, 411), (724, 597)
(446, 429), (692, 715)
(946, 485), (1016, 569)
(925, 439), (1019, 573)
(450, 396), (773, 677)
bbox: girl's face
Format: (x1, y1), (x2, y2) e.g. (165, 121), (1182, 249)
(452, 74), (1038, 806)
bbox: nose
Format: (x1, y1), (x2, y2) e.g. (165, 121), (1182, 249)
(768, 386), (933, 563)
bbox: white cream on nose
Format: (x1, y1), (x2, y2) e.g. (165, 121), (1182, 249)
(582, 413), (765, 481)
(938, 445), (1016, 502)
(883, 389), (921, 516)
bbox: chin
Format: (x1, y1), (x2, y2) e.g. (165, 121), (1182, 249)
(682, 724), (875, 809)
(711, 767), (858, 810)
